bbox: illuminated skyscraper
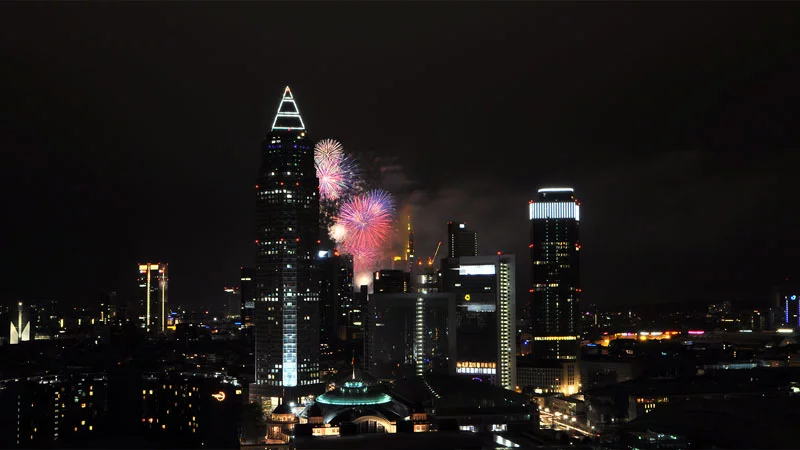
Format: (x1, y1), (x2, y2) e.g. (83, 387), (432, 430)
(137, 263), (168, 335)
(447, 221), (478, 258)
(253, 87), (321, 403)
(529, 188), (581, 361)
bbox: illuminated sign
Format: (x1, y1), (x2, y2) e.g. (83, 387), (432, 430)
(211, 391), (226, 402)
(459, 264), (496, 276)
(529, 202), (580, 221)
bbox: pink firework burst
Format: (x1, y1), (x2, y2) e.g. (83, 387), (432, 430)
(335, 190), (394, 259)
(314, 139), (356, 201)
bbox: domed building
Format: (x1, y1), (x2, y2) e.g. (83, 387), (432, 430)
(298, 370), (414, 435)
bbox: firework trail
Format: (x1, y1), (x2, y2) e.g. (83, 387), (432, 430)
(314, 139), (357, 201)
(334, 189), (394, 264)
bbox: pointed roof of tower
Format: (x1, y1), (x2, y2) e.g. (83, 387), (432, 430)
(271, 85), (306, 131)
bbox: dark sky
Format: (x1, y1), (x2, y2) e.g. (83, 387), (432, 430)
(1, 3), (799, 311)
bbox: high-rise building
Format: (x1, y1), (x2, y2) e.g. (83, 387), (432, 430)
(447, 222), (478, 258)
(240, 267), (256, 328)
(223, 286), (240, 320)
(253, 86), (321, 404)
(529, 187), (581, 361)
(373, 270), (410, 294)
(318, 249), (354, 372)
(441, 255), (517, 390)
(366, 292), (457, 379)
(137, 263), (168, 335)
(771, 282), (800, 329)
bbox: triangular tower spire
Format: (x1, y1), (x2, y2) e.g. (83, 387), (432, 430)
(271, 85), (306, 131)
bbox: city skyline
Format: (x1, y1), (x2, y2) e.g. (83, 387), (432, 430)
(2, 3), (799, 310)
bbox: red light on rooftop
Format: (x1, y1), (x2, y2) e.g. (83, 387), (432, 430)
(254, 240), (259, 244)
(295, 238), (300, 242)
(296, 182), (300, 186)
(280, 182), (284, 186)
(316, 240), (321, 243)
(528, 244), (534, 248)
(255, 184), (259, 189)
(497, 251), (502, 255)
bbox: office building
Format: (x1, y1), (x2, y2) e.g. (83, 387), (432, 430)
(138, 262), (168, 335)
(441, 255), (517, 390)
(318, 249), (354, 370)
(253, 86), (321, 405)
(373, 269), (410, 294)
(772, 282), (800, 329)
(366, 292), (457, 379)
(240, 267), (256, 328)
(529, 187), (581, 361)
(223, 286), (240, 320)
(447, 222), (478, 258)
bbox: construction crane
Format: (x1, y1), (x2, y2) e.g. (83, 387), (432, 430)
(427, 241), (442, 266)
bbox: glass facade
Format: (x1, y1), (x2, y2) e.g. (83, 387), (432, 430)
(254, 87), (321, 394)
(529, 188), (581, 361)
(442, 255), (517, 390)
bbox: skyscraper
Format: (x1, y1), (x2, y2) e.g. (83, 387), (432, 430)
(318, 249), (354, 371)
(441, 255), (517, 390)
(253, 87), (321, 403)
(138, 263), (168, 335)
(529, 188), (581, 361)
(240, 267), (256, 328)
(447, 222), (478, 258)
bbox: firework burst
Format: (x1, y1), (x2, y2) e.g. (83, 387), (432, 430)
(314, 138), (343, 163)
(334, 189), (394, 262)
(314, 139), (357, 201)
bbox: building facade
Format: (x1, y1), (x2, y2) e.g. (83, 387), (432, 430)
(240, 267), (256, 328)
(447, 222), (478, 258)
(137, 263), (168, 335)
(441, 255), (517, 390)
(318, 250), (354, 374)
(253, 87), (321, 402)
(529, 188), (581, 361)
(366, 292), (458, 379)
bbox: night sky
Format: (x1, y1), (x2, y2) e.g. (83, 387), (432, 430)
(1, 3), (799, 311)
